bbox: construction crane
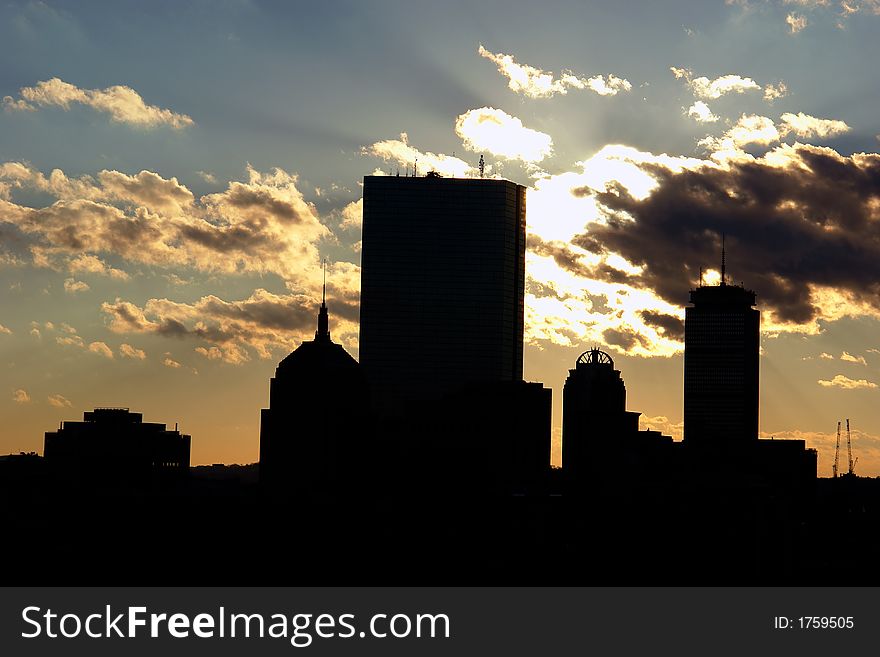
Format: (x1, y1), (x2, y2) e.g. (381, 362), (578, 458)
(846, 418), (856, 476)
(833, 421), (841, 478)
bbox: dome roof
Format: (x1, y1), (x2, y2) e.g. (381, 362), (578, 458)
(576, 348), (614, 367)
(275, 339), (360, 379)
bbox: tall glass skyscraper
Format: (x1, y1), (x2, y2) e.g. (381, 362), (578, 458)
(683, 279), (760, 447)
(359, 174), (527, 413)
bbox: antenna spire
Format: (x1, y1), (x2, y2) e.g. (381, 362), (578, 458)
(479, 154), (485, 178)
(315, 259), (330, 342)
(720, 233), (726, 286)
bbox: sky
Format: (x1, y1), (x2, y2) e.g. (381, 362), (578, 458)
(3, 0), (880, 475)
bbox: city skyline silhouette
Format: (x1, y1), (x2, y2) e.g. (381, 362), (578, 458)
(4, 3), (880, 477)
(4, 4), (880, 589)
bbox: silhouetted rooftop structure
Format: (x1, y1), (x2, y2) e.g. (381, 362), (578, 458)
(260, 283), (370, 494)
(563, 347), (673, 491)
(43, 407), (190, 488)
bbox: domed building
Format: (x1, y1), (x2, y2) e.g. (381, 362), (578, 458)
(562, 347), (672, 490)
(259, 285), (370, 494)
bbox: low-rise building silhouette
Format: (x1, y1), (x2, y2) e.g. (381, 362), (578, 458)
(43, 407), (190, 487)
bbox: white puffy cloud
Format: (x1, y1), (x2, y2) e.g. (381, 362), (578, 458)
(779, 112), (850, 138)
(0, 163), (333, 292)
(12, 389), (31, 403)
(699, 114), (781, 157)
(671, 67), (761, 99)
(686, 101), (719, 123)
(3, 78), (194, 129)
(0, 324), (11, 335)
(763, 81), (789, 102)
(840, 351), (867, 365)
(119, 343), (146, 360)
(478, 45), (631, 98)
(339, 198), (362, 230)
(88, 341), (114, 358)
(163, 356), (182, 369)
(454, 107), (553, 163)
(818, 374), (877, 389)
(68, 254), (130, 280)
(786, 12), (808, 32)
(63, 278), (90, 294)
(47, 394), (72, 408)
(362, 132), (477, 177)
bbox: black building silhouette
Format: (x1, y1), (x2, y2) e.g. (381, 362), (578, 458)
(683, 276), (760, 447)
(442, 380), (552, 494)
(562, 348), (673, 489)
(359, 174), (527, 413)
(259, 289), (369, 493)
(43, 407), (190, 487)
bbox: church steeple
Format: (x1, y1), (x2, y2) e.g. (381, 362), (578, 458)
(315, 260), (330, 342)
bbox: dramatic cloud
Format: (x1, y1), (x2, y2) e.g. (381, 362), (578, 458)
(88, 341), (114, 358)
(573, 142), (880, 330)
(363, 133), (476, 177)
(478, 45), (631, 98)
(671, 67), (761, 99)
(454, 107), (553, 163)
(101, 281), (361, 364)
(818, 375), (877, 389)
(3, 78), (194, 129)
(119, 343), (146, 360)
(779, 112), (850, 139)
(47, 394), (72, 408)
(0, 163), (333, 290)
(12, 389), (30, 403)
(686, 101), (719, 123)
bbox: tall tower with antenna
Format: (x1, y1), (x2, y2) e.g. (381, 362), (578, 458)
(683, 234), (760, 447)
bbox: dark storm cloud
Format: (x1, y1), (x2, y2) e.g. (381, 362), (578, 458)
(574, 144), (880, 324)
(527, 233), (638, 285)
(603, 327), (650, 351)
(639, 310), (685, 341)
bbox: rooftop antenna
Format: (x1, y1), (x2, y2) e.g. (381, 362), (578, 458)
(833, 421), (841, 478)
(479, 154), (485, 178)
(720, 233), (726, 286)
(315, 258), (330, 342)
(414, 158), (418, 177)
(847, 418), (856, 476)
(699, 265), (704, 287)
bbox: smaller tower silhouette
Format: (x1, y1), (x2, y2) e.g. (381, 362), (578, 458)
(562, 348), (641, 488)
(259, 276), (370, 495)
